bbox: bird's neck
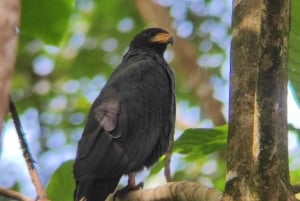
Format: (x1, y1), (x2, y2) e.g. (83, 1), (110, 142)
(124, 48), (165, 62)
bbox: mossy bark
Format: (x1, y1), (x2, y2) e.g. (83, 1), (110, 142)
(223, 0), (295, 200)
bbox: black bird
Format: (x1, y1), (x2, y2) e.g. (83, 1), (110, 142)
(73, 28), (175, 201)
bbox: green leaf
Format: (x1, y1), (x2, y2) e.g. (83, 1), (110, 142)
(289, 0), (300, 107)
(173, 125), (227, 159)
(20, 0), (73, 45)
(149, 155), (165, 176)
(149, 125), (228, 176)
(46, 160), (75, 201)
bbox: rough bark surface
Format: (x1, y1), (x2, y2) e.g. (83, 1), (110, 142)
(0, 0), (20, 133)
(106, 181), (222, 201)
(223, 0), (294, 200)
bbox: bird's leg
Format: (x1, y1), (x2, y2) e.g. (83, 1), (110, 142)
(113, 173), (143, 200)
(127, 172), (143, 189)
(128, 172), (136, 188)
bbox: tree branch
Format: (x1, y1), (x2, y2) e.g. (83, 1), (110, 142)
(0, 187), (33, 201)
(106, 181), (222, 201)
(9, 99), (49, 201)
(0, 0), (20, 134)
(293, 184), (300, 194)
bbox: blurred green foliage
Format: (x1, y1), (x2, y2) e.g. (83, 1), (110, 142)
(21, 0), (74, 45)
(1, 0), (299, 200)
(289, 0), (300, 106)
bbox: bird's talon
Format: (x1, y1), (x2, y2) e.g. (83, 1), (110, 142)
(113, 182), (144, 200)
(135, 182), (144, 189)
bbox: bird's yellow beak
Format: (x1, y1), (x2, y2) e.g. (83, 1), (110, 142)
(151, 32), (173, 45)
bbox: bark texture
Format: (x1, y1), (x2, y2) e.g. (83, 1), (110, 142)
(106, 181), (222, 201)
(0, 0), (20, 133)
(223, 0), (294, 200)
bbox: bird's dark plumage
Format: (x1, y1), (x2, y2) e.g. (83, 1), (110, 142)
(73, 28), (175, 201)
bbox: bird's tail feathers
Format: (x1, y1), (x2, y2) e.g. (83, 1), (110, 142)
(75, 175), (121, 201)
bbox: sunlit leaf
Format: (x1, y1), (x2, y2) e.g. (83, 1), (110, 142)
(289, 0), (300, 107)
(46, 160), (75, 201)
(173, 125), (227, 158)
(149, 124), (228, 176)
(149, 155), (165, 176)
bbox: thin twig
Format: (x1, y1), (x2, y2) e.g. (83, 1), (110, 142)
(9, 99), (35, 168)
(9, 98), (49, 201)
(0, 187), (34, 201)
(164, 130), (173, 182)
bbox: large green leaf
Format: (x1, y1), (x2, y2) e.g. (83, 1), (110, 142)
(289, 0), (300, 106)
(149, 155), (165, 176)
(173, 125), (227, 161)
(20, 0), (73, 45)
(149, 125), (227, 176)
(46, 160), (75, 201)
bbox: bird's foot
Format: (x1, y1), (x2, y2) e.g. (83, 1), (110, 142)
(113, 182), (144, 200)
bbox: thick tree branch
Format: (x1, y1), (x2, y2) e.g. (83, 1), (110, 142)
(0, 187), (33, 201)
(9, 99), (49, 201)
(293, 184), (300, 194)
(106, 181), (222, 201)
(0, 0), (20, 134)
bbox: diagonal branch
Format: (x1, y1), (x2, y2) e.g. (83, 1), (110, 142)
(292, 184), (300, 194)
(9, 99), (49, 201)
(0, 187), (33, 201)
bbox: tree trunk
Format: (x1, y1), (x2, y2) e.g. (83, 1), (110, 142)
(0, 0), (20, 134)
(223, 0), (294, 200)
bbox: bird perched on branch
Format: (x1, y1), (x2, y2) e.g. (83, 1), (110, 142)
(73, 28), (175, 201)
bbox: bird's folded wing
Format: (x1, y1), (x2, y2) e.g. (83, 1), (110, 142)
(94, 99), (120, 133)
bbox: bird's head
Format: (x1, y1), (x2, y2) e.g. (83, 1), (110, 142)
(129, 28), (173, 56)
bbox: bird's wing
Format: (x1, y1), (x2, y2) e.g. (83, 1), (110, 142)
(74, 59), (174, 180)
(73, 88), (124, 178)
